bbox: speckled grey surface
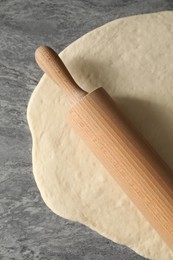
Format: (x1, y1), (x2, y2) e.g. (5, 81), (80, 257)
(0, 1), (173, 259)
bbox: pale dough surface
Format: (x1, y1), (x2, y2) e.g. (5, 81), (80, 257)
(27, 11), (173, 259)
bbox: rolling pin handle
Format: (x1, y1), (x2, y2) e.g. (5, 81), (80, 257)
(35, 46), (87, 104)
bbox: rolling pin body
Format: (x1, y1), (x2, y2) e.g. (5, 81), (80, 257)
(68, 87), (173, 250)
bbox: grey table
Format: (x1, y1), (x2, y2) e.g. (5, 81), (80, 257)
(1, 1), (172, 259)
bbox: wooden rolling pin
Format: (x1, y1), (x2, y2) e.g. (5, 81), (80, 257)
(35, 46), (173, 250)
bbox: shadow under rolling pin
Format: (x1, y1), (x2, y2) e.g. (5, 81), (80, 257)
(35, 46), (173, 250)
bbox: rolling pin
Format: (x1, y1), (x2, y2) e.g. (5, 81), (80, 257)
(35, 46), (173, 250)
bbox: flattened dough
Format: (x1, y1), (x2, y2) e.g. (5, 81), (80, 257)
(27, 11), (173, 259)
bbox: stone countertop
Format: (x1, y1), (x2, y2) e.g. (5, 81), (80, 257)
(0, 1), (172, 259)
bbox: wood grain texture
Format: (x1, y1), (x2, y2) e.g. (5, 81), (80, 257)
(35, 46), (87, 104)
(68, 87), (173, 250)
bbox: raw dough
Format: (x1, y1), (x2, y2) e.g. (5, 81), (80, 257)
(27, 11), (173, 259)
